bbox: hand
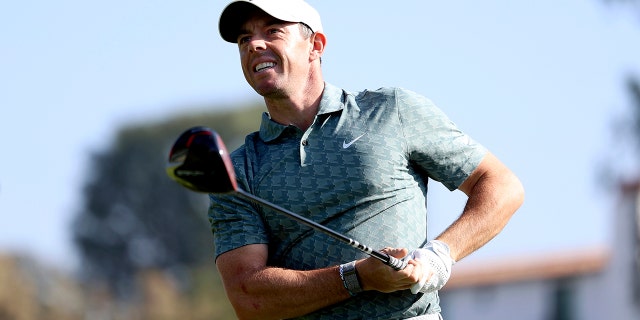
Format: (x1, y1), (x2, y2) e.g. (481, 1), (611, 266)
(409, 240), (455, 294)
(355, 247), (423, 293)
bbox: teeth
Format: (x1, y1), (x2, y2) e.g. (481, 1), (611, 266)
(255, 62), (275, 72)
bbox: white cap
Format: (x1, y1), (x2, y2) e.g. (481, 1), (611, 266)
(219, 0), (323, 43)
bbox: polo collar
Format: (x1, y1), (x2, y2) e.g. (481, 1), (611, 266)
(259, 83), (345, 142)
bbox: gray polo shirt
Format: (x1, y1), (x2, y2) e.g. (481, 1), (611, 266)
(209, 82), (487, 319)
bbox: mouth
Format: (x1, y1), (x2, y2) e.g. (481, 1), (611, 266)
(255, 62), (276, 72)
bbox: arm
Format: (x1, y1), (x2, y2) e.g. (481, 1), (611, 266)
(216, 245), (422, 320)
(216, 244), (345, 320)
(437, 152), (524, 261)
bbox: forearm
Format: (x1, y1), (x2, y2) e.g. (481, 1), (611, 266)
(222, 265), (349, 320)
(216, 244), (353, 320)
(437, 153), (524, 261)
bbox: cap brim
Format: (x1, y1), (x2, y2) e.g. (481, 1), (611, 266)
(219, 2), (258, 43)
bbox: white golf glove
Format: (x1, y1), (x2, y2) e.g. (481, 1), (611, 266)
(409, 240), (455, 294)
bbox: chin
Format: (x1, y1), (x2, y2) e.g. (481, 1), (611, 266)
(254, 84), (285, 98)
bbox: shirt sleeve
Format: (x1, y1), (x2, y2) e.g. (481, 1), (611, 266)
(208, 191), (269, 260)
(396, 88), (487, 191)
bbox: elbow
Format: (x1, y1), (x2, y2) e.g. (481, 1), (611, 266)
(225, 284), (282, 320)
(506, 173), (525, 216)
(513, 174), (525, 206)
(227, 294), (268, 320)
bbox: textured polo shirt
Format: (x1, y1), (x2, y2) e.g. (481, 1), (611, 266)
(208, 82), (487, 319)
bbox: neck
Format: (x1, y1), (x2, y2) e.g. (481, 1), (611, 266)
(264, 81), (325, 132)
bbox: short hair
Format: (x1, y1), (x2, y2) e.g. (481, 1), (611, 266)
(299, 22), (314, 39)
(299, 22), (322, 63)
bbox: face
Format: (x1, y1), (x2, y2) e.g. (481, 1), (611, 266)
(236, 11), (315, 98)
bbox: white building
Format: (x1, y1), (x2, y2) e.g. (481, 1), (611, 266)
(439, 181), (640, 320)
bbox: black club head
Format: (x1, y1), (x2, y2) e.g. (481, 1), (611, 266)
(166, 126), (237, 193)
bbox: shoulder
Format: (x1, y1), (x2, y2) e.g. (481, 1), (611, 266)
(344, 87), (439, 120)
(347, 86), (431, 105)
(229, 131), (260, 161)
(348, 86), (421, 96)
(228, 131), (262, 169)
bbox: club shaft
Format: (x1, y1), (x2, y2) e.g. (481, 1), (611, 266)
(235, 189), (406, 270)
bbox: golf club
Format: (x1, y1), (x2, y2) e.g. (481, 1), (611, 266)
(166, 126), (408, 271)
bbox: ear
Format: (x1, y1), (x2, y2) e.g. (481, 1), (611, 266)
(309, 32), (326, 62)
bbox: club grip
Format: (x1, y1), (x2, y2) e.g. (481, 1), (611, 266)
(386, 255), (408, 270)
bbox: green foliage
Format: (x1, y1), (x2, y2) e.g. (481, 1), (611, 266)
(72, 102), (263, 299)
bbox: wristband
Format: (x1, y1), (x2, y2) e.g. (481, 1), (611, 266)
(339, 261), (362, 296)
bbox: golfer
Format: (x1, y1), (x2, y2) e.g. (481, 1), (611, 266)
(209, 1), (524, 319)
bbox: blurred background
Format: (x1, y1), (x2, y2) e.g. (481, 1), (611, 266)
(1, 0), (640, 319)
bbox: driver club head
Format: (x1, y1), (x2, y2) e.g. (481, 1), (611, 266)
(166, 126), (238, 193)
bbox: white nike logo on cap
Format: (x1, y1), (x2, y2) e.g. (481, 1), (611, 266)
(342, 133), (366, 149)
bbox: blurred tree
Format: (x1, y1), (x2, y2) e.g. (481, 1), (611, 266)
(72, 103), (263, 298)
(624, 77), (640, 161)
(597, 0), (640, 184)
(599, 77), (640, 184)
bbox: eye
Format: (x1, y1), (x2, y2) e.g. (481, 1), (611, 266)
(237, 35), (251, 45)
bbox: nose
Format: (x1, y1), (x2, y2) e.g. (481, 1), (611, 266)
(247, 38), (267, 53)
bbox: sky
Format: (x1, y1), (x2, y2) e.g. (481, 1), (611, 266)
(1, 0), (640, 271)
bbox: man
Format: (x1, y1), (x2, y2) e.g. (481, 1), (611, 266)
(209, 1), (524, 319)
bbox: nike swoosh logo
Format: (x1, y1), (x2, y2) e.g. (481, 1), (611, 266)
(342, 133), (366, 149)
